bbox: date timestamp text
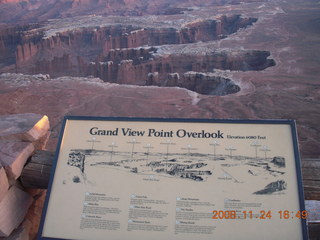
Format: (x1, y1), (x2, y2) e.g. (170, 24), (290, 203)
(212, 210), (308, 220)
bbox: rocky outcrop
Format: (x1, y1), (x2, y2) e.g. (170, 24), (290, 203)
(0, 141), (35, 181)
(0, 186), (33, 237)
(0, 113), (50, 239)
(0, 113), (49, 142)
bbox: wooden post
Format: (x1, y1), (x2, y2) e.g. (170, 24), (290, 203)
(301, 158), (320, 200)
(20, 151), (54, 189)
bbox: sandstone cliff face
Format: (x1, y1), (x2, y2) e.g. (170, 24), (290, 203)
(0, 26), (24, 69)
(3, 15), (275, 96)
(14, 15), (257, 71)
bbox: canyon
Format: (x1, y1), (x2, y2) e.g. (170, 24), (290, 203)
(1, 13), (275, 95)
(0, 0), (319, 159)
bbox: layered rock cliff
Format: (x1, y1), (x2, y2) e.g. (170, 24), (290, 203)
(14, 15), (258, 71)
(91, 47), (274, 83)
(0, 14), (275, 96)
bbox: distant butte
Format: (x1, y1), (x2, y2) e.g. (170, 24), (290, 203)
(0, 0), (319, 158)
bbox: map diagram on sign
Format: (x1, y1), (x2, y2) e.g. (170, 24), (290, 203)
(64, 138), (287, 196)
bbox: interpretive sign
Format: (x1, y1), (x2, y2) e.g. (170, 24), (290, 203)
(38, 117), (308, 240)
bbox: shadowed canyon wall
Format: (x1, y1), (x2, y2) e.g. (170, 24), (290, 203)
(0, 25), (42, 69)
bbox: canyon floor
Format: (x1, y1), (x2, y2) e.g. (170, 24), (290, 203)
(0, 0), (319, 158)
